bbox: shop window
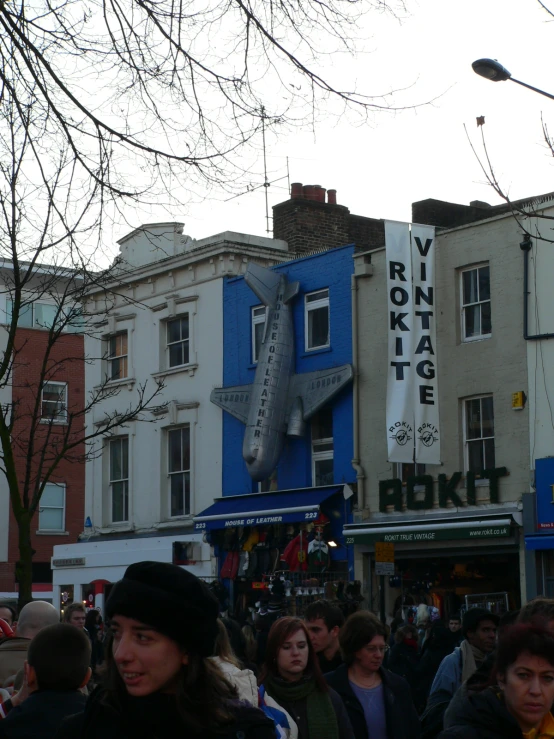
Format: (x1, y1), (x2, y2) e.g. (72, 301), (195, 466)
(305, 289), (330, 351)
(312, 408), (334, 486)
(109, 436), (129, 523)
(107, 331), (128, 380)
(167, 315), (190, 368)
(41, 382), (67, 423)
(393, 463), (426, 484)
(168, 426), (191, 517)
(251, 305), (266, 363)
(38, 483), (66, 532)
(464, 395), (495, 473)
(461, 264), (491, 341)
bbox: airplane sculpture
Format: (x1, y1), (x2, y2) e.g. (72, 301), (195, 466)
(211, 263), (353, 481)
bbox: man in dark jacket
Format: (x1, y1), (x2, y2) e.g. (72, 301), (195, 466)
(0, 623), (90, 739)
(305, 600), (345, 674)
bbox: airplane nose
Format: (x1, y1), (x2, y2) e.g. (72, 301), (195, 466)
(244, 448), (258, 464)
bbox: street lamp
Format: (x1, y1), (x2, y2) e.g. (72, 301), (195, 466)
(472, 58), (554, 101)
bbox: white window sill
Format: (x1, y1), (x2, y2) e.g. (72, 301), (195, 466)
(39, 419), (67, 426)
(36, 530), (69, 536)
(152, 364), (198, 379)
(156, 517), (193, 530)
(94, 378), (136, 391)
(462, 334), (491, 344)
(96, 524), (134, 534)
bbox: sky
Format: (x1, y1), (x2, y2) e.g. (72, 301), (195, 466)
(113, 0), (554, 245)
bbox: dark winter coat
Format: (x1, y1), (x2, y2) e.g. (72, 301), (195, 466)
(387, 641), (421, 709)
(325, 664), (421, 739)
(438, 686), (525, 739)
(0, 690), (86, 739)
(53, 687), (275, 739)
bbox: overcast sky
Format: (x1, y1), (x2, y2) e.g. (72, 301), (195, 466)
(116, 0), (554, 245)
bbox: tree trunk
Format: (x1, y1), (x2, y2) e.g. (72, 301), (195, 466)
(15, 513), (35, 611)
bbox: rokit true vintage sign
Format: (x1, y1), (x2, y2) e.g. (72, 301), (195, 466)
(385, 221), (440, 465)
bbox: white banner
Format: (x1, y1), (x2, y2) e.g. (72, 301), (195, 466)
(411, 224), (440, 464)
(385, 221), (415, 463)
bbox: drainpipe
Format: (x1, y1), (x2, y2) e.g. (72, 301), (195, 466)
(521, 234), (554, 340)
(351, 274), (366, 505)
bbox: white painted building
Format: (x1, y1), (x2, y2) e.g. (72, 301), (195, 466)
(52, 223), (289, 610)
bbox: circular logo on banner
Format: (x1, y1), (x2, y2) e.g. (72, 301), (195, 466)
(389, 422), (413, 446)
(418, 424), (439, 447)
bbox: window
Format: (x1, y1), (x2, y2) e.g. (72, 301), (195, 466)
(168, 426), (190, 517)
(312, 408), (334, 486)
(41, 382), (67, 423)
(107, 332), (128, 380)
(167, 316), (189, 368)
(461, 265), (491, 341)
(251, 305), (266, 363)
(5, 300), (82, 332)
(38, 483), (65, 531)
(305, 289), (330, 351)
(110, 437), (129, 523)
(393, 463), (426, 484)
(464, 396), (495, 473)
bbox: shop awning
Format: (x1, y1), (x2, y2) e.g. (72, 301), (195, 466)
(525, 535), (554, 550)
(343, 516), (514, 546)
(193, 485), (346, 532)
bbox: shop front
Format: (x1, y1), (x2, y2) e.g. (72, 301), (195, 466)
(193, 484), (358, 620)
(525, 457), (554, 597)
(344, 506), (522, 621)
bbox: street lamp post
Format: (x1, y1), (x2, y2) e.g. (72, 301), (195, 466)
(472, 58), (554, 101)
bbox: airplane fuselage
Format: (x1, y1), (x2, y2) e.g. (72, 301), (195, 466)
(243, 276), (294, 481)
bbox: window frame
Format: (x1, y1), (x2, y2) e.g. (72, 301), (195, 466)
(167, 425), (191, 518)
(38, 482), (66, 532)
(251, 305), (266, 364)
(304, 288), (330, 352)
(460, 264), (491, 343)
(41, 381), (68, 424)
(311, 409), (334, 486)
(109, 436), (129, 524)
(107, 331), (128, 381)
(393, 463), (426, 484)
(166, 314), (190, 369)
(463, 394), (495, 475)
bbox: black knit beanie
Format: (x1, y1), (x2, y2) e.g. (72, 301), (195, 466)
(105, 561), (219, 657)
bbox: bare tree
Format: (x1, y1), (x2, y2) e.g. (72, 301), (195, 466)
(0, 88), (163, 609)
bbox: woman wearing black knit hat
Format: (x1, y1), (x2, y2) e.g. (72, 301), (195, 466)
(55, 561), (274, 739)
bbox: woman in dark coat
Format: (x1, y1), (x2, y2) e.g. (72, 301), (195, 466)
(54, 561), (274, 739)
(439, 621), (554, 739)
(326, 611), (420, 739)
(259, 616), (354, 739)
(417, 620), (457, 712)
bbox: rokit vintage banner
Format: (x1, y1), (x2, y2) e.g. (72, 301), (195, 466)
(385, 221), (440, 465)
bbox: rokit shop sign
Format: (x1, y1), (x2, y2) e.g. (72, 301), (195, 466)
(379, 467), (508, 512)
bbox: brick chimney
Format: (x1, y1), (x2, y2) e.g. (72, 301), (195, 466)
(272, 183), (385, 253)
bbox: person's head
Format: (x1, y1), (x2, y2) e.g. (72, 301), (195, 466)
(492, 622), (554, 734)
(448, 613), (461, 633)
(220, 617), (247, 665)
(416, 603), (429, 627)
(16, 601), (59, 640)
(84, 609), (100, 633)
(518, 598), (554, 631)
(305, 600), (344, 655)
(339, 611), (388, 674)
(463, 608), (498, 654)
(25, 623), (91, 693)
(214, 619), (241, 668)
(0, 604), (17, 629)
(394, 624), (418, 645)
(63, 603), (87, 629)
(262, 617), (326, 690)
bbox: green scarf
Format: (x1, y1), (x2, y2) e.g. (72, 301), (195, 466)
(265, 674), (339, 739)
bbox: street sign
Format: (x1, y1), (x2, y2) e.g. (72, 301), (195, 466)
(375, 541), (395, 563)
(375, 561), (395, 576)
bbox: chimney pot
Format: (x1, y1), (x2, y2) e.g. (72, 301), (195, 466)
(303, 185), (316, 201)
(291, 182), (303, 199)
(328, 189), (337, 205)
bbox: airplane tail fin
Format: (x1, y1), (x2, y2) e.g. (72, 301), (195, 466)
(244, 263), (281, 307)
(283, 280), (300, 304)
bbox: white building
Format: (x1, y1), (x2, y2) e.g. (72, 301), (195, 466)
(52, 223), (289, 610)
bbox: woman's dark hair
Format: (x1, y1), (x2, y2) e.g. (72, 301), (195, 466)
(395, 624), (418, 645)
(339, 611), (388, 667)
(101, 626), (238, 732)
(491, 621), (554, 685)
(260, 616), (328, 692)
(85, 609), (100, 633)
(221, 617), (247, 666)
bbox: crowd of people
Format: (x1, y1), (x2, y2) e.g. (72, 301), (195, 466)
(0, 564), (553, 738)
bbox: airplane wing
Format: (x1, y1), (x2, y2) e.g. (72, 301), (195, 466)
(287, 364), (354, 420)
(210, 385), (253, 425)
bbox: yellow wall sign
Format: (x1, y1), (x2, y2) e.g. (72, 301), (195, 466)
(375, 542), (395, 563)
(512, 391), (525, 410)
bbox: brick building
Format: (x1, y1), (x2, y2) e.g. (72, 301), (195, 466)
(0, 270), (85, 603)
